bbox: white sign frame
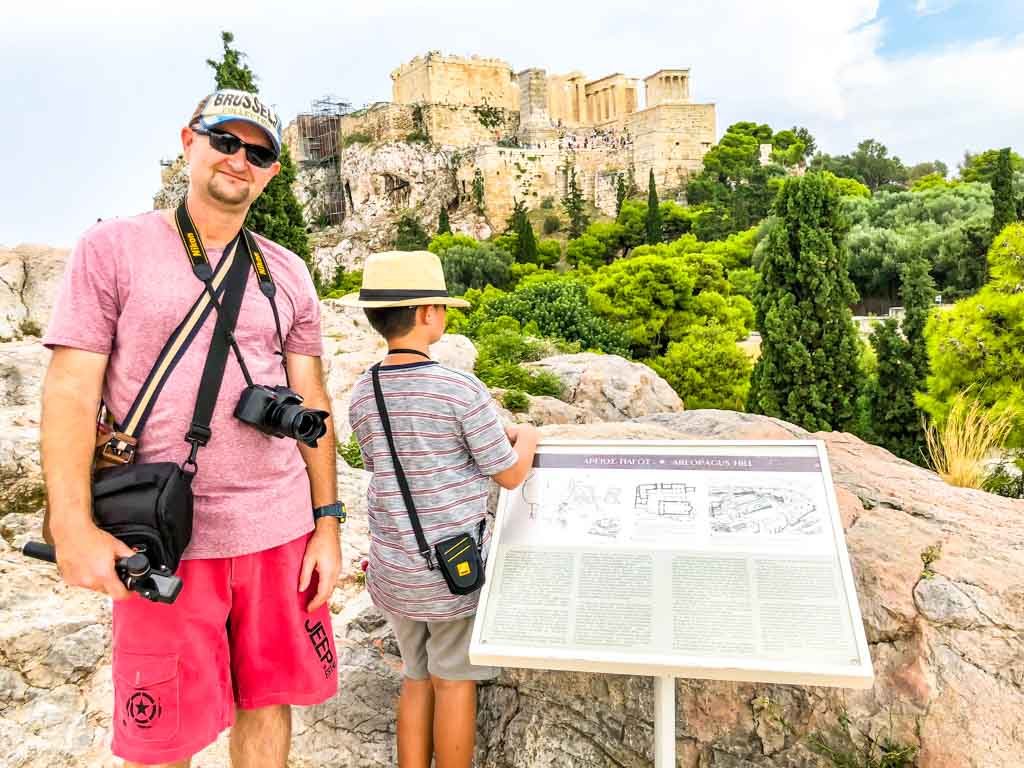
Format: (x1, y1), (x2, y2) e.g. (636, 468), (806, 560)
(469, 439), (874, 689)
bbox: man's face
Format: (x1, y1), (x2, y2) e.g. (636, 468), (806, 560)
(182, 120), (280, 210)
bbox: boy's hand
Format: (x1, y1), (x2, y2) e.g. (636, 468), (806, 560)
(299, 517), (342, 612)
(506, 424), (538, 446)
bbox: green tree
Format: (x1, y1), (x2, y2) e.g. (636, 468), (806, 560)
(440, 242), (513, 294)
(562, 166), (589, 238)
(206, 31), (311, 265)
(438, 206), (452, 235)
(518, 211), (539, 265)
(920, 224), (1024, 448)
(650, 324), (753, 410)
(686, 121), (786, 237)
(747, 172), (863, 431)
(959, 148), (1024, 183)
(206, 31), (257, 91)
(812, 138), (908, 191)
(587, 251), (753, 360)
(472, 168), (486, 213)
(460, 276), (629, 355)
(394, 212), (429, 250)
(991, 148), (1017, 236)
(645, 169), (663, 244)
(868, 257), (934, 462)
(615, 173), (628, 216)
(792, 126), (817, 159)
(908, 160), (949, 182)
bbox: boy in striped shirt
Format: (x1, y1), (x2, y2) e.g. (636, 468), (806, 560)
(343, 250), (539, 768)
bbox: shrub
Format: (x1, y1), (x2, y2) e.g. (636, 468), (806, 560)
(502, 390), (530, 412)
(542, 214), (561, 235)
(337, 433), (364, 469)
(341, 131), (373, 147)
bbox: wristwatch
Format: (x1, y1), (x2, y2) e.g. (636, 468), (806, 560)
(313, 501), (347, 524)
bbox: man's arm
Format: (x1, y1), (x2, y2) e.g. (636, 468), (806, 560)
(287, 352), (341, 611)
(40, 347), (133, 598)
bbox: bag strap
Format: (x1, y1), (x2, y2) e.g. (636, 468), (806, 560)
(97, 234), (241, 466)
(182, 233), (252, 470)
(371, 363), (436, 570)
(175, 203), (290, 385)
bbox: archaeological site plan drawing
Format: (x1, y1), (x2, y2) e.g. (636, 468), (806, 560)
(471, 440), (874, 689)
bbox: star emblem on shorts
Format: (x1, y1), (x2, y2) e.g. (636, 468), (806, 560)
(126, 691), (161, 728)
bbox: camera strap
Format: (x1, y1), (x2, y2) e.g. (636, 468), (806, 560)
(182, 235), (252, 469)
(371, 362), (436, 569)
(175, 203), (289, 386)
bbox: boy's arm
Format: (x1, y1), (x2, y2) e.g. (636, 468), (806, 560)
(459, 386), (538, 489)
(491, 424), (540, 489)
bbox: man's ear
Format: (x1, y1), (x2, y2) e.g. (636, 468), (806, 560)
(181, 125), (195, 160)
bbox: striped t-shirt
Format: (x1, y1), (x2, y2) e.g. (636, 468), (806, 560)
(349, 361), (518, 621)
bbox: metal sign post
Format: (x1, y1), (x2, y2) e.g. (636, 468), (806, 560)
(654, 676), (676, 767)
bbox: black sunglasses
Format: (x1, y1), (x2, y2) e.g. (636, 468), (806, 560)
(192, 126), (278, 168)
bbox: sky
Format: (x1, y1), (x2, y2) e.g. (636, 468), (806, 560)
(1, 0), (1022, 247)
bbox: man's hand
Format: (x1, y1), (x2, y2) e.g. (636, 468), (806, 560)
(298, 517), (342, 612)
(53, 521), (136, 600)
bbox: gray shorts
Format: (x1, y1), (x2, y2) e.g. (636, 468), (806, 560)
(383, 611), (499, 681)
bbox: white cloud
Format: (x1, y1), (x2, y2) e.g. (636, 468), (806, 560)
(914, 0), (958, 17)
(1, 0), (1021, 245)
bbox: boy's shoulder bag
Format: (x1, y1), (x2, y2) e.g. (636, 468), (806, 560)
(370, 357), (487, 596)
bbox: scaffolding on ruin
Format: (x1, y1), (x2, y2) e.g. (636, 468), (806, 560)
(296, 96), (353, 225)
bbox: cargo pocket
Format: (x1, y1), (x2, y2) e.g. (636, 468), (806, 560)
(113, 652), (180, 742)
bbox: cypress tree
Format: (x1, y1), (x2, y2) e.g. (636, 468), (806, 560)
(517, 212), (538, 265)
(645, 169), (662, 244)
(206, 31), (311, 265)
(438, 206), (452, 235)
(615, 173), (628, 216)
(562, 167), (588, 238)
(868, 256), (934, 462)
(992, 147), (1016, 237)
(747, 172), (862, 431)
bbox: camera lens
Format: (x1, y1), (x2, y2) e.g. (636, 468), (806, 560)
(279, 403), (327, 447)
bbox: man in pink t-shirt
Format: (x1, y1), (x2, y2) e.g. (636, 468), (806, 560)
(40, 89), (342, 767)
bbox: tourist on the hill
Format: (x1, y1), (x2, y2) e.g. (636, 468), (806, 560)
(40, 88), (343, 767)
(344, 251), (539, 768)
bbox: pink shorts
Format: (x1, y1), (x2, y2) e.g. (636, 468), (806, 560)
(110, 533), (338, 764)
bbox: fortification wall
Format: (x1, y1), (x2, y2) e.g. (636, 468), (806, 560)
(391, 53), (519, 111)
(338, 103), (518, 147)
(628, 103), (716, 191)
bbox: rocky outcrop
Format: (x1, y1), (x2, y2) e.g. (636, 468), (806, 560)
(0, 246), (68, 342)
(526, 353), (686, 422)
(302, 142), (491, 274)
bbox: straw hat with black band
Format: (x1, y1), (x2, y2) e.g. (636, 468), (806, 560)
(339, 250), (471, 309)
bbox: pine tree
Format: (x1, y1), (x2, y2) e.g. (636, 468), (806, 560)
(562, 167), (588, 238)
(206, 31), (311, 265)
(645, 169), (662, 244)
(900, 255), (935, 384)
(438, 206), (452, 235)
(992, 147), (1017, 237)
(747, 173), (863, 431)
(615, 173), (628, 216)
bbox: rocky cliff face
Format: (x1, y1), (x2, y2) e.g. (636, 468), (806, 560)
(1, 274), (1022, 768)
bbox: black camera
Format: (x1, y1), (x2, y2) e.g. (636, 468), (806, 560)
(235, 384), (329, 448)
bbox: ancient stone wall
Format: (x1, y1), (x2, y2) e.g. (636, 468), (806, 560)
(391, 53), (519, 111)
(336, 103), (518, 148)
(645, 69), (691, 107)
(628, 103), (716, 192)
